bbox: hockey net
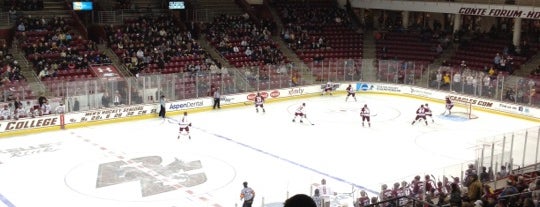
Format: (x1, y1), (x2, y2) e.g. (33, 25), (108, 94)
(452, 101), (479, 119)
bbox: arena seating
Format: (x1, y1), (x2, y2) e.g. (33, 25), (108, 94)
(16, 16), (108, 84)
(205, 14), (286, 68)
(274, 0), (362, 81)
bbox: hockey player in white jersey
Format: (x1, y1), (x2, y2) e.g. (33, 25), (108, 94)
(360, 104), (371, 127)
(345, 84), (357, 102)
(177, 111), (192, 139)
(322, 81), (333, 96)
(292, 103), (306, 123)
(0, 105), (11, 120)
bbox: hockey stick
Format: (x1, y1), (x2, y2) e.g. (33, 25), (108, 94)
(243, 101), (253, 105)
(304, 117), (315, 125)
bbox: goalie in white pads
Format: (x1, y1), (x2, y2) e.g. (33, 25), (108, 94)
(411, 105), (428, 126)
(292, 103), (306, 123)
(177, 111), (192, 140)
(254, 92), (265, 113)
(360, 104), (370, 127)
(346, 84), (357, 102)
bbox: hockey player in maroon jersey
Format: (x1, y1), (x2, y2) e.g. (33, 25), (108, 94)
(356, 190), (370, 207)
(379, 184), (394, 207)
(396, 181), (410, 206)
(411, 105), (428, 126)
(360, 104), (371, 127)
(292, 103), (306, 123)
(254, 92), (265, 113)
(345, 84), (357, 102)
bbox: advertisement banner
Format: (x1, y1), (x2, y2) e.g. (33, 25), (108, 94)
(0, 116), (60, 132)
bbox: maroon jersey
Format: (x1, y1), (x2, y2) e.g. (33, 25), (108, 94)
(255, 96), (264, 106)
(357, 196), (370, 207)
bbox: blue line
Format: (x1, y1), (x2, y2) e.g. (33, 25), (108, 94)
(0, 193), (16, 207)
(195, 127), (379, 195)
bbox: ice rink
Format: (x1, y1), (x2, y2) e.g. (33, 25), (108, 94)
(0, 94), (538, 207)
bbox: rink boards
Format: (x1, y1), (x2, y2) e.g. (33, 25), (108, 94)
(0, 82), (539, 137)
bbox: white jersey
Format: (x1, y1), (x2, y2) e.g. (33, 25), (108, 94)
(325, 82), (332, 89)
(295, 105), (305, 114)
(42, 104), (51, 115)
(56, 105), (65, 114)
(14, 108), (26, 118)
(361, 107), (370, 116)
(179, 116), (191, 127)
(254, 96), (264, 105)
(347, 86), (355, 93)
(1, 108), (11, 118)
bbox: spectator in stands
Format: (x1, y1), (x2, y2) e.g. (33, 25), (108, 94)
(515, 176), (529, 192)
(479, 166), (490, 183)
(449, 183), (463, 207)
(505, 88), (516, 102)
(530, 65), (540, 76)
(532, 179), (540, 206)
(498, 180), (519, 206)
(442, 72), (451, 88)
(284, 194), (317, 207)
(465, 174), (483, 205)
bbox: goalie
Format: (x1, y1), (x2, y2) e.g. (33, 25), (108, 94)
(441, 97), (454, 116)
(177, 111), (192, 140)
(322, 81), (334, 96)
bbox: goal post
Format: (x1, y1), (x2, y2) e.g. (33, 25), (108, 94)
(452, 101), (478, 119)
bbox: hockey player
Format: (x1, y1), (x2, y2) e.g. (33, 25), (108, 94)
(442, 97), (454, 115)
(322, 81), (333, 95)
(356, 190), (370, 207)
(254, 92), (265, 113)
(360, 104), (371, 127)
(424, 103), (434, 123)
(177, 111), (192, 139)
(0, 105), (11, 120)
(55, 103), (66, 114)
(41, 101), (51, 115)
(292, 103), (306, 123)
(13, 105), (26, 120)
(411, 105), (428, 126)
(345, 84), (357, 102)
